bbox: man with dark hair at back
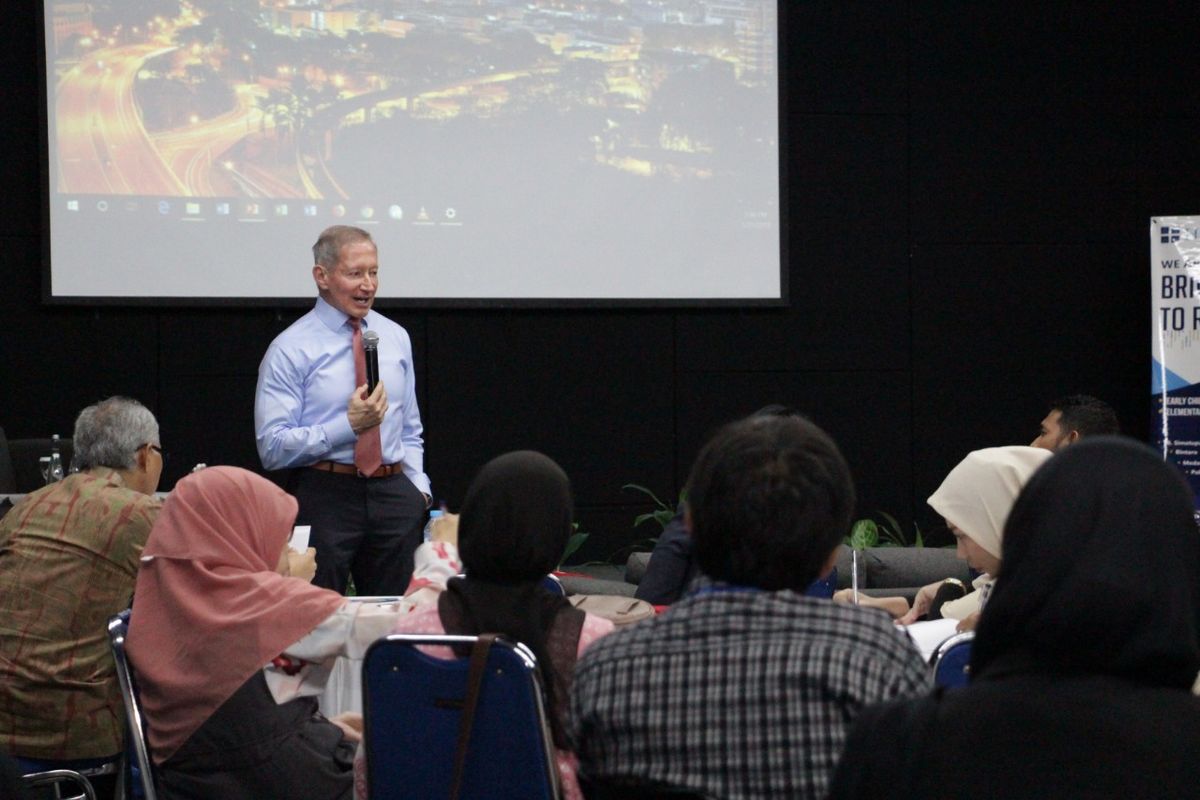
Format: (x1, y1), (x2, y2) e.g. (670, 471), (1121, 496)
(0, 397), (163, 795)
(1030, 394), (1120, 451)
(255, 225), (431, 595)
(636, 404), (799, 605)
(570, 415), (929, 800)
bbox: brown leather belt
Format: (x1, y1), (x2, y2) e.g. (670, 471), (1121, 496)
(309, 461), (403, 479)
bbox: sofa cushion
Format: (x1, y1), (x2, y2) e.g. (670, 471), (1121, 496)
(625, 551), (651, 584)
(835, 545), (970, 591)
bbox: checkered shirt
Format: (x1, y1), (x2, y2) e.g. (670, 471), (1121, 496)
(569, 577), (931, 800)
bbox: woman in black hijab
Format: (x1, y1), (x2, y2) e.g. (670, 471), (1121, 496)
(369, 451), (613, 800)
(828, 437), (1200, 799)
(437, 450), (601, 746)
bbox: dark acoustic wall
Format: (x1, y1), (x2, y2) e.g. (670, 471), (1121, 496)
(2, 3), (1190, 560)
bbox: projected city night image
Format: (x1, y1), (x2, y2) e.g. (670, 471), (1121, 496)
(45, 1), (779, 302)
(50, 0), (777, 201)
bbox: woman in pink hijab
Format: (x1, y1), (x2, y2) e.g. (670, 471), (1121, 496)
(126, 467), (447, 799)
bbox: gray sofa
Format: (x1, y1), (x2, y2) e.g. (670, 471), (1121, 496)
(561, 545), (970, 603)
(833, 545), (970, 602)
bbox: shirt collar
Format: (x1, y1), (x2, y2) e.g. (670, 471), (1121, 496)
(82, 466), (124, 487)
(313, 295), (372, 333)
(688, 575), (766, 598)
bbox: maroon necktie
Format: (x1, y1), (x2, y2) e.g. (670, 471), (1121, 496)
(350, 318), (383, 476)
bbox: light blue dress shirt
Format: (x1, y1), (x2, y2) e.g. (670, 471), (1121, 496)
(254, 297), (430, 496)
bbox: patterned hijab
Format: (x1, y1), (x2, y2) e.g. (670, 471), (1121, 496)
(972, 438), (1200, 689)
(126, 467), (344, 763)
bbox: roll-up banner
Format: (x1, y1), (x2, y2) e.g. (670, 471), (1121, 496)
(1152, 215), (1200, 506)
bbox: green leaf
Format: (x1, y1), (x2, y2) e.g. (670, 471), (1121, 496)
(623, 483), (668, 509)
(847, 519), (878, 550)
(872, 510), (924, 548)
(652, 509), (676, 527)
(635, 511), (670, 530)
(625, 482), (679, 536)
(558, 530), (590, 568)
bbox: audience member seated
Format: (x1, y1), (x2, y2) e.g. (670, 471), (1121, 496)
(569, 415), (930, 800)
(829, 438), (1200, 799)
(125, 466), (456, 800)
(1030, 393), (1119, 450)
(0, 397), (163, 797)
(354, 450), (614, 800)
(631, 501), (692, 605)
(888, 446), (1051, 630)
(635, 404), (801, 605)
(830, 588), (912, 618)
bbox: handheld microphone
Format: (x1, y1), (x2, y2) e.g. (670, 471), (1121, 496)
(362, 329), (380, 393)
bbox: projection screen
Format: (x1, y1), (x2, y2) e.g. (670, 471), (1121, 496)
(43, 1), (781, 304)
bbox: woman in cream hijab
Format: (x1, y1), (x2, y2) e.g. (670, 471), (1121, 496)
(897, 446), (1051, 628)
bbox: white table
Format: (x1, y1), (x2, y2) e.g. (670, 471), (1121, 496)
(317, 597), (402, 717)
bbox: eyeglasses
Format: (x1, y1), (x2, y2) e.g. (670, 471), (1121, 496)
(142, 443), (167, 465)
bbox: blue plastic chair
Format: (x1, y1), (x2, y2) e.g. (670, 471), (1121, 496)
(363, 634), (560, 800)
(540, 574), (567, 597)
(107, 612), (158, 800)
(930, 630), (975, 688)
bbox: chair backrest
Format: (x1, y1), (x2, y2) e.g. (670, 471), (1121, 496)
(363, 634), (560, 800)
(540, 573), (567, 597)
(22, 769), (96, 800)
(107, 612), (158, 800)
(930, 630), (975, 688)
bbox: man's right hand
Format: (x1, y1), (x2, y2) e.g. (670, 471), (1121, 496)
(347, 382), (388, 433)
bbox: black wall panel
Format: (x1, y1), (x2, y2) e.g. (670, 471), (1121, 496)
(4, 2), (1194, 557)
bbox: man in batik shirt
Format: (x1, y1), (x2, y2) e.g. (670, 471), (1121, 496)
(0, 397), (163, 770)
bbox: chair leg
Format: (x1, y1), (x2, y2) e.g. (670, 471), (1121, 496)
(113, 754), (127, 800)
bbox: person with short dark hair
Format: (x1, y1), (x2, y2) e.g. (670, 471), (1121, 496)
(570, 415), (929, 800)
(1030, 394), (1119, 450)
(0, 397), (163, 792)
(830, 438), (1200, 800)
(634, 404), (801, 605)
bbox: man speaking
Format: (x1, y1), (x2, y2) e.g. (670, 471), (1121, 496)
(255, 225), (430, 595)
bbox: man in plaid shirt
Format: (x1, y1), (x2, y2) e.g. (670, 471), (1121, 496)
(569, 414), (930, 799)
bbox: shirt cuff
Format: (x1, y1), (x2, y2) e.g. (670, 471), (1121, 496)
(325, 414), (357, 449)
(405, 469), (431, 498)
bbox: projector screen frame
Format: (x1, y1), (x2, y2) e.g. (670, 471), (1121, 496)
(38, 0), (788, 310)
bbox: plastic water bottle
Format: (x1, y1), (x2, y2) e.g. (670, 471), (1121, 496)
(423, 508), (442, 543)
(48, 435), (65, 483)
